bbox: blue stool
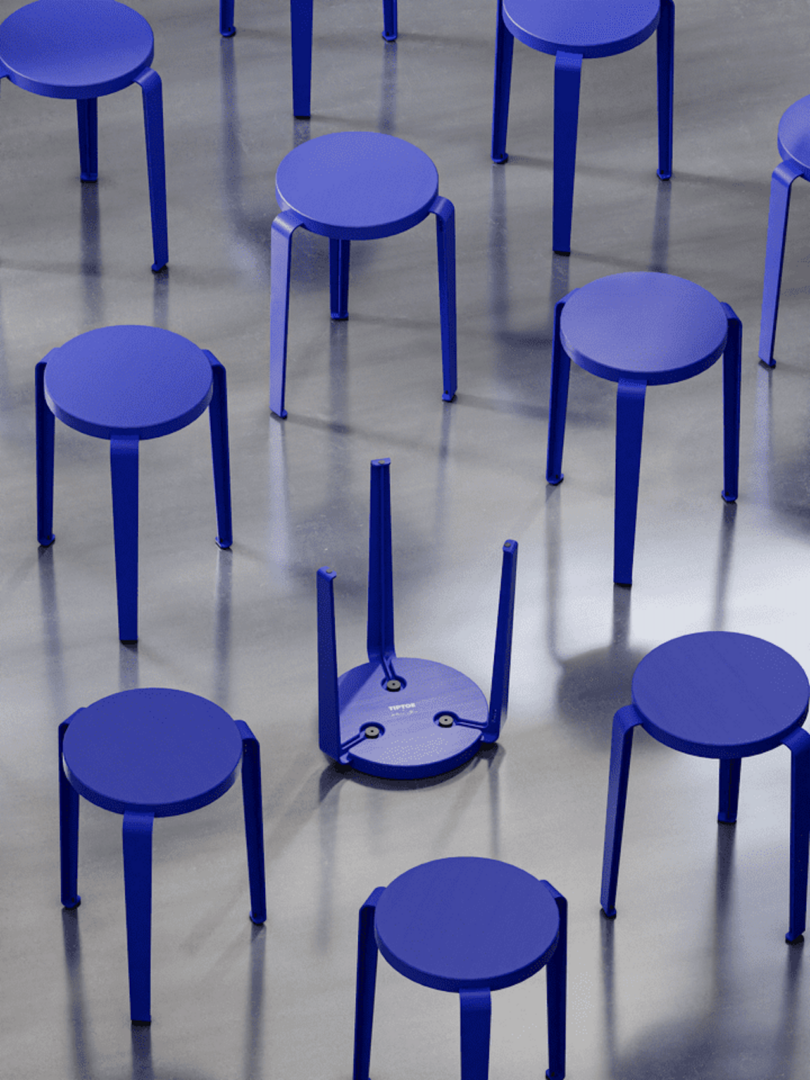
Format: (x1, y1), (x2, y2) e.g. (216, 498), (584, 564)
(354, 857), (566, 1080)
(600, 632), (810, 942)
(492, 0), (674, 254)
(759, 96), (810, 366)
(219, 0), (397, 117)
(0, 0), (168, 271)
(546, 272), (741, 585)
(270, 131), (457, 418)
(36, 325), (232, 642)
(59, 687), (266, 1022)
(318, 459), (517, 779)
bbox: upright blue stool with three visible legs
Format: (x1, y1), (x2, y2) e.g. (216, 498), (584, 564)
(270, 131), (456, 418)
(759, 95), (810, 366)
(0, 0), (168, 271)
(59, 688), (267, 1022)
(318, 459), (517, 779)
(492, 0), (674, 254)
(36, 325), (232, 642)
(546, 272), (741, 585)
(354, 857), (567, 1080)
(600, 632), (810, 942)
(219, 0), (397, 118)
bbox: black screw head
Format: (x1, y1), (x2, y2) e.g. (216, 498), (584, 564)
(386, 679), (401, 692)
(437, 714), (454, 728)
(364, 726), (381, 739)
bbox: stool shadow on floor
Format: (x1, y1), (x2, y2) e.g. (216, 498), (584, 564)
(599, 826), (805, 1079)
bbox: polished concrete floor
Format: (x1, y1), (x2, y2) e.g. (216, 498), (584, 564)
(2, 0), (810, 1076)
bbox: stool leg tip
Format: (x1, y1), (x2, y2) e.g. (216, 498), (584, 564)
(785, 930), (804, 944)
(601, 905), (617, 919)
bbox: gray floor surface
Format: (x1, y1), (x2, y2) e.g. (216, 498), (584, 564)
(2, 0), (810, 1077)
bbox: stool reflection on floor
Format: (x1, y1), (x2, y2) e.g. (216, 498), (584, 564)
(59, 688), (267, 1023)
(546, 272), (741, 585)
(354, 857), (567, 1080)
(600, 631), (810, 942)
(35, 325), (232, 641)
(0, 0), (168, 270)
(218, 0), (397, 118)
(270, 131), (457, 418)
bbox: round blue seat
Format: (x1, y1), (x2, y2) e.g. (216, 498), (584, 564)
(59, 688), (267, 1021)
(546, 272), (741, 584)
(36, 325), (233, 641)
(492, 0), (674, 253)
(600, 632), (810, 942)
(0, 0), (168, 269)
(759, 95), (810, 365)
(354, 858), (567, 1080)
(270, 131), (457, 418)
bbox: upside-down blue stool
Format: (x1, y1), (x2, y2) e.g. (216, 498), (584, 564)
(354, 857), (566, 1080)
(600, 631), (810, 942)
(59, 687), (266, 1022)
(318, 459), (517, 779)
(492, 0), (674, 254)
(36, 325), (232, 641)
(758, 96), (810, 366)
(546, 272), (741, 585)
(270, 131), (456, 418)
(0, 0), (168, 271)
(219, 0), (397, 118)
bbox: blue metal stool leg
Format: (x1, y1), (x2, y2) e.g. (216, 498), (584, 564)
(483, 539), (519, 742)
(382, 0), (397, 41)
(77, 98), (98, 182)
(59, 716), (82, 909)
(316, 567), (343, 760)
(613, 378), (647, 586)
(204, 351), (233, 549)
(110, 435), (139, 642)
(656, 0), (674, 180)
(122, 810), (154, 1023)
(270, 211), (301, 418)
(459, 988), (492, 1080)
(491, 0), (514, 163)
(718, 758), (742, 823)
(546, 298), (571, 485)
(235, 720), (267, 925)
(720, 303), (741, 503)
(134, 68), (168, 272)
(758, 160), (803, 366)
(601, 705), (643, 917)
(291, 0), (313, 118)
(35, 359), (56, 547)
(431, 195), (458, 402)
(552, 51), (582, 255)
(353, 886), (385, 1080)
(542, 882), (567, 1080)
(330, 239), (351, 320)
(784, 727), (810, 943)
(220, 0), (236, 36)
(367, 459), (396, 676)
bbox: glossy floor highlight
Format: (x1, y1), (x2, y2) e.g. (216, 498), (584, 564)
(2, 0), (810, 1077)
